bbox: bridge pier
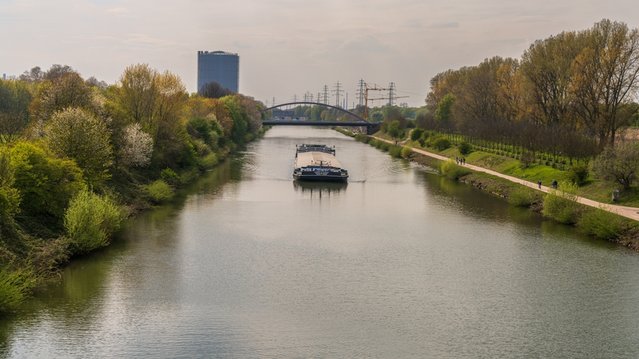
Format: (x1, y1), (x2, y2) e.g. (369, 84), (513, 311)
(367, 123), (381, 135)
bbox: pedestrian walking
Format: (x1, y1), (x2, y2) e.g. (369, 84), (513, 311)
(537, 180), (542, 189)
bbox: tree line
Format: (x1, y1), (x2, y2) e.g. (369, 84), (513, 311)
(421, 19), (639, 159)
(0, 64), (264, 312)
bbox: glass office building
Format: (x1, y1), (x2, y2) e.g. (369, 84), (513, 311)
(197, 51), (239, 93)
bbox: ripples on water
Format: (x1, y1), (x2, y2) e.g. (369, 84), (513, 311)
(2, 127), (639, 358)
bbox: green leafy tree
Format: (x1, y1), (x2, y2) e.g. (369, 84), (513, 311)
(10, 142), (85, 230)
(0, 147), (20, 241)
(410, 128), (424, 141)
(593, 142), (639, 189)
(415, 109), (434, 129)
(64, 189), (123, 255)
(111, 65), (191, 170)
(236, 95), (263, 137)
(458, 141), (472, 155)
(220, 96), (249, 144)
(46, 108), (113, 186)
(30, 71), (93, 123)
(435, 93), (455, 129)
(383, 106), (406, 128)
(0, 80), (32, 137)
(387, 120), (402, 140)
(151, 72), (191, 169)
(112, 64), (158, 127)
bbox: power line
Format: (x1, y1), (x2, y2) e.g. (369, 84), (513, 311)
(388, 82), (396, 106)
(304, 92), (314, 102)
(323, 85), (329, 104)
(362, 82), (409, 120)
(356, 79), (365, 107)
(333, 81), (343, 108)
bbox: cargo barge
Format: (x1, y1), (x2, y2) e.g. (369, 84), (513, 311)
(293, 144), (348, 182)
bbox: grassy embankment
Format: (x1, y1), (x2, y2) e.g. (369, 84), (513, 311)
(336, 128), (639, 250)
(371, 130), (639, 206)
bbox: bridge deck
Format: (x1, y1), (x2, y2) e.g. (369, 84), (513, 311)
(262, 120), (373, 127)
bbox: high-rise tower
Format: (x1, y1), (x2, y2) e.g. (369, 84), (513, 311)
(197, 51), (239, 93)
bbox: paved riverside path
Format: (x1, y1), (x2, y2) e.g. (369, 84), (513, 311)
(372, 136), (639, 222)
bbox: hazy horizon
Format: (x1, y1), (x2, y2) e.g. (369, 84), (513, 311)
(2, 0), (639, 106)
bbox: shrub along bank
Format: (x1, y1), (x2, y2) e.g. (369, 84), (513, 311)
(0, 64), (265, 314)
(341, 129), (639, 251)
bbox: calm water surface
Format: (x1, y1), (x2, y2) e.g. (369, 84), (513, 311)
(2, 127), (639, 358)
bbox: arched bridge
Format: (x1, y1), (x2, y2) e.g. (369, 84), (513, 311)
(262, 101), (380, 135)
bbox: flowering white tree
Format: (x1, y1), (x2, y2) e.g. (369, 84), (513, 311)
(120, 123), (153, 167)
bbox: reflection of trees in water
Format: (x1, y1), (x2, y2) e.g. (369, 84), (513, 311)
(422, 172), (537, 224)
(0, 319), (12, 356)
(0, 160), (240, 354)
(0, 246), (117, 355)
(293, 181), (347, 199)
(177, 159), (236, 198)
(420, 171), (603, 245)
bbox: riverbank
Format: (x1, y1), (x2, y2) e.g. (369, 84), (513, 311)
(0, 134), (264, 315)
(2, 121), (269, 312)
(0, 64), (268, 314)
(336, 128), (639, 251)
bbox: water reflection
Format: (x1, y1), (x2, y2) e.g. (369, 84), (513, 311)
(2, 127), (639, 358)
(293, 180), (347, 198)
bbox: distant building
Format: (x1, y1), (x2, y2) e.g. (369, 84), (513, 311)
(197, 51), (239, 94)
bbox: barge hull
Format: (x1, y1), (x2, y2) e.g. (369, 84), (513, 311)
(293, 174), (348, 182)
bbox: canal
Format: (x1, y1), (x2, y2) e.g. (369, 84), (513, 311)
(2, 126), (639, 358)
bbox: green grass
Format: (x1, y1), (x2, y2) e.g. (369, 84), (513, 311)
(576, 182), (639, 206)
(374, 131), (639, 209)
(504, 164), (567, 184)
(577, 208), (631, 240)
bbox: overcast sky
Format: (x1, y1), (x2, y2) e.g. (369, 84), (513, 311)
(1, 0), (638, 106)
